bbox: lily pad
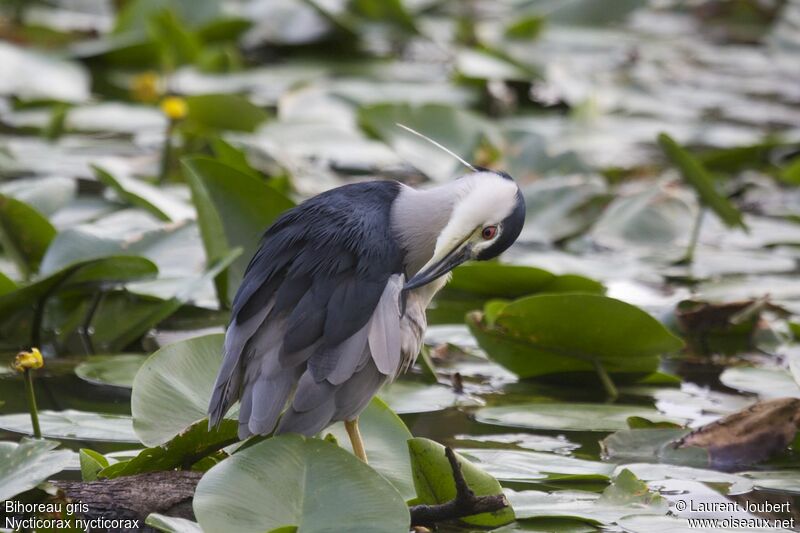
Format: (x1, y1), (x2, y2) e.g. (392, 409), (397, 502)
(146, 514), (203, 533)
(507, 469), (667, 525)
(468, 294), (683, 381)
(409, 437), (515, 527)
(132, 333), (228, 446)
(94, 166), (194, 223)
(182, 156), (294, 302)
(0, 438), (74, 501)
(193, 434), (410, 533)
(359, 103), (494, 181)
(719, 367), (800, 399)
(0, 193), (57, 278)
(658, 133), (746, 230)
(326, 397), (415, 500)
(0, 409), (138, 442)
(75, 354), (148, 388)
(458, 448), (614, 483)
(474, 403), (683, 432)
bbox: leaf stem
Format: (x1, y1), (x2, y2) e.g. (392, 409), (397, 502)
(23, 369), (41, 439)
(593, 358), (617, 400)
(678, 207), (705, 265)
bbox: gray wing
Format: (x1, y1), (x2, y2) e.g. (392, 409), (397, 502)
(207, 181), (407, 439)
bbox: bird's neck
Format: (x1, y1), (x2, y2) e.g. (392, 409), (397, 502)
(391, 178), (476, 277)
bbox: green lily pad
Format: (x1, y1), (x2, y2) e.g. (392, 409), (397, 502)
(600, 428), (709, 466)
(0, 193), (57, 278)
(740, 470), (800, 494)
(474, 403), (683, 432)
(507, 469), (667, 525)
(719, 367), (800, 399)
(359, 103), (494, 181)
(99, 418), (237, 479)
(132, 333), (229, 446)
(94, 165), (194, 222)
(409, 437), (515, 527)
(182, 156), (294, 303)
(613, 463), (753, 494)
(0, 409), (138, 442)
(146, 514), (202, 533)
(326, 397), (415, 500)
(658, 133), (746, 230)
(0, 438), (74, 501)
(468, 294), (683, 381)
(457, 448), (614, 483)
(185, 94), (269, 132)
(194, 434), (409, 533)
(75, 354), (148, 388)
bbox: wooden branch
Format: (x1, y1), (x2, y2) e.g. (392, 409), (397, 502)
(52, 471), (201, 523)
(409, 447), (509, 527)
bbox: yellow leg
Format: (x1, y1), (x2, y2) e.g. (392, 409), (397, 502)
(345, 418), (368, 463)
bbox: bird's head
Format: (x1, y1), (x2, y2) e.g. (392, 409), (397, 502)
(404, 170), (525, 290)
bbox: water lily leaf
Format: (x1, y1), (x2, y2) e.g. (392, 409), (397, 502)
(0, 256), (157, 332)
(409, 437), (515, 527)
(0, 175), (77, 218)
(75, 354), (148, 388)
(378, 380), (475, 414)
(194, 434), (409, 533)
(0, 194), (57, 278)
(446, 263), (603, 299)
(132, 333), (228, 446)
(326, 397), (415, 500)
(507, 469), (667, 525)
(100, 418), (237, 479)
(740, 470), (800, 494)
(518, 175), (611, 243)
(0, 41), (90, 102)
(468, 294), (683, 380)
(94, 166), (194, 222)
(183, 156), (294, 301)
(79, 448), (109, 482)
(658, 133), (746, 230)
(0, 409), (138, 442)
(457, 448), (613, 483)
(719, 367), (800, 399)
(601, 428), (708, 466)
(614, 463), (753, 494)
(185, 94), (269, 132)
(359, 103), (494, 181)
(474, 403), (682, 432)
(0, 438), (74, 501)
(146, 514), (203, 533)
(114, 0), (222, 34)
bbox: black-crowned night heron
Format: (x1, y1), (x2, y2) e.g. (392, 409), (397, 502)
(208, 169), (525, 462)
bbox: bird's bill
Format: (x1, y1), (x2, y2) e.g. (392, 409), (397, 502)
(404, 243), (472, 291)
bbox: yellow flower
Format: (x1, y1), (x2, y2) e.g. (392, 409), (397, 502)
(160, 96), (188, 121)
(12, 348), (43, 372)
(131, 71), (160, 103)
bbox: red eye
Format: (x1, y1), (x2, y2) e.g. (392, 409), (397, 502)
(482, 226), (497, 240)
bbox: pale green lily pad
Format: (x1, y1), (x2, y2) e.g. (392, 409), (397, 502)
(146, 514), (202, 533)
(474, 403), (683, 432)
(325, 397), (415, 500)
(132, 333), (229, 446)
(719, 367), (800, 399)
(75, 354), (147, 388)
(193, 434), (409, 533)
(458, 448), (614, 482)
(0, 410), (138, 442)
(0, 438), (74, 501)
(506, 469), (667, 525)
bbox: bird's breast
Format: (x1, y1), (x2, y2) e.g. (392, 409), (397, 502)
(398, 275), (449, 373)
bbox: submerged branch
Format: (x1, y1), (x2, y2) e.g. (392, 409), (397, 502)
(408, 447), (509, 527)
